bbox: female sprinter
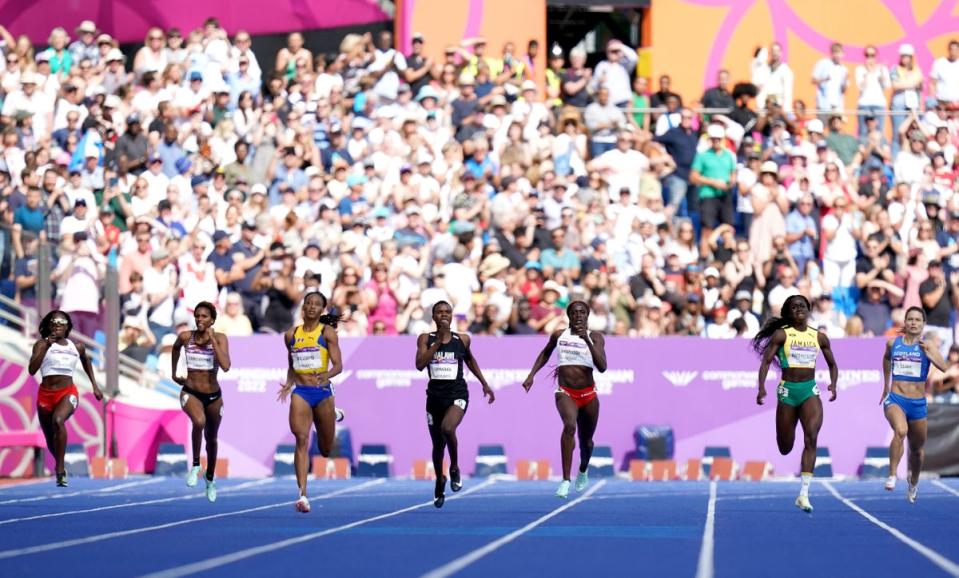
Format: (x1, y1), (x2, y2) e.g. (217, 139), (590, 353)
(523, 300), (607, 499)
(754, 294), (838, 513)
(881, 306), (947, 503)
(278, 292), (346, 514)
(415, 301), (495, 508)
(28, 310), (103, 486)
(171, 301), (231, 502)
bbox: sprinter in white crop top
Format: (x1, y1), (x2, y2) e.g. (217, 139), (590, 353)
(522, 300), (607, 499)
(27, 310), (103, 487)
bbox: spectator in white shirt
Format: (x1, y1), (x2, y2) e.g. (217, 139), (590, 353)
(1, 72), (53, 139)
(590, 39), (637, 107)
(930, 40), (959, 107)
(588, 130), (649, 201)
(369, 31), (407, 104)
(855, 45), (890, 137)
(812, 43), (848, 119)
(759, 43), (794, 112)
(821, 196), (859, 317)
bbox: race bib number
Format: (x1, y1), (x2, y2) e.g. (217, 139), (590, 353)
(893, 360), (922, 378)
(787, 346), (817, 368)
(429, 358), (458, 381)
(292, 347), (324, 371)
(453, 399), (467, 410)
(777, 383), (789, 398)
(68, 395), (78, 409)
(185, 350), (215, 371)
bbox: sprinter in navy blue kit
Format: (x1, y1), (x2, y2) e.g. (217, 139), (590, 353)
(415, 300), (495, 508)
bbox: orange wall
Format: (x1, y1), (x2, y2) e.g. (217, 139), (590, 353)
(651, 0), (959, 111)
(395, 0), (546, 86)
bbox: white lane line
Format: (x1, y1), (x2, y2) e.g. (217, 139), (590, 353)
(824, 482), (959, 578)
(0, 479), (384, 559)
(933, 480), (959, 499)
(0, 478), (274, 525)
(418, 479), (607, 578)
(0, 478), (164, 505)
(695, 481), (717, 578)
(140, 479), (498, 578)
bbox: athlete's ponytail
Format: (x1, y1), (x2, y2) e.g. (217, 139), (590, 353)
(751, 294), (811, 357)
(303, 291), (343, 329)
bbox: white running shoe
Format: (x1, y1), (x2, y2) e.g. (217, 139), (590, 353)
(795, 495), (813, 513)
(884, 476), (896, 491)
(205, 479), (217, 503)
(186, 465), (201, 488)
(295, 495), (311, 513)
(907, 484), (918, 504)
(335, 407), (346, 423)
(556, 479), (571, 499)
(575, 471), (589, 493)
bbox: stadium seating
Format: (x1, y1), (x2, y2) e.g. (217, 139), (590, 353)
(473, 444), (508, 477)
(685, 458), (704, 481)
(740, 461), (772, 481)
(650, 460), (678, 481)
(860, 446), (889, 479)
(629, 459), (648, 481)
(814, 447), (834, 478)
(272, 444), (296, 476)
(153, 443), (188, 476)
(587, 445), (616, 478)
(357, 444), (393, 477)
(64, 443), (89, 477)
(312, 457), (351, 479)
(515, 459), (551, 480)
(634, 425), (675, 460)
(702, 446), (731, 478)
(709, 457), (736, 481)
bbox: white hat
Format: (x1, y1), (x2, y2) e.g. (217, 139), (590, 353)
(104, 94), (121, 109)
(19, 72), (37, 85)
(76, 20), (97, 34)
(458, 73), (475, 86)
(106, 48), (125, 62)
(706, 124), (725, 139)
(645, 296), (662, 308)
(806, 119), (824, 134)
(250, 183), (267, 196)
(542, 280), (564, 295)
(899, 44), (915, 56)
(760, 160), (779, 175)
(84, 142), (100, 158)
(704, 267), (720, 278)
(521, 80), (537, 92)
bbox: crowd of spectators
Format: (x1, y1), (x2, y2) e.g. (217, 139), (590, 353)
(4, 20), (959, 369)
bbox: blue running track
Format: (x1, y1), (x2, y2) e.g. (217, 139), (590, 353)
(1, 477), (958, 577)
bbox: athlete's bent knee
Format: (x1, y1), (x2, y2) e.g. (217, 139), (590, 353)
(294, 433), (310, 448)
(562, 421), (576, 437)
(893, 427), (908, 440)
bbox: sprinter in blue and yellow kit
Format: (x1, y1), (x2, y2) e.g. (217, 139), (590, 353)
(278, 292), (346, 514)
(753, 294), (839, 513)
(881, 306), (948, 504)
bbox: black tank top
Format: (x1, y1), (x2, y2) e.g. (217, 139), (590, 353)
(426, 333), (468, 399)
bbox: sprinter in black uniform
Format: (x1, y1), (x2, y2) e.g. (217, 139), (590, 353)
(415, 300), (495, 507)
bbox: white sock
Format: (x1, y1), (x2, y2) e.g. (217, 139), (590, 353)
(799, 472), (813, 497)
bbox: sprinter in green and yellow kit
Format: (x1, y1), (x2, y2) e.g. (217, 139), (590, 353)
(753, 295), (839, 513)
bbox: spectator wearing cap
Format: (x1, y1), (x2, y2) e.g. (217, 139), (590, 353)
(893, 127), (930, 184)
(141, 152), (170, 205)
(208, 230), (241, 289)
(52, 82), (87, 135)
(691, 124), (736, 252)
(562, 48), (592, 109)
(450, 73), (480, 129)
(919, 259), (959, 355)
(1, 71), (53, 140)
(53, 231), (103, 337)
(748, 161), (788, 265)
(270, 147), (309, 203)
(227, 54), (260, 110)
(69, 21), (100, 68)
(119, 317), (155, 363)
(232, 221), (268, 330)
(583, 86), (627, 159)
(101, 48), (130, 95)
(405, 32), (433, 97)
(319, 127), (353, 173)
(727, 290), (760, 337)
(592, 39), (637, 108)
(890, 44), (923, 155)
(59, 198), (93, 238)
(115, 113), (148, 174)
(142, 246), (177, 346)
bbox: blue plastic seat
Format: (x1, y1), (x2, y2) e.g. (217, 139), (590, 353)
(474, 444), (508, 477)
(357, 444), (392, 478)
(154, 443), (188, 476)
(587, 445), (615, 478)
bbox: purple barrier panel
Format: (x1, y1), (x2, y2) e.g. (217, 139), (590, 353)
(108, 400), (190, 474)
(217, 336), (894, 478)
(0, 358), (105, 476)
(6, 0), (389, 46)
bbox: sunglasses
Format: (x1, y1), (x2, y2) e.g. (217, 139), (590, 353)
(51, 318), (69, 326)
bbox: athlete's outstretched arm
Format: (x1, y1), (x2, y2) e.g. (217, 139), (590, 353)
(415, 333), (442, 371)
(76, 342), (104, 401)
(757, 329), (786, 405)
(881, 338), (893, 404)
(321, 325), (343, 383)
(460, 333), (495, 403)
(278, 328), (296, 403)
(819, 331), (839, 402)
(522, 331), (560, 392)
(922, 339), (950, 372)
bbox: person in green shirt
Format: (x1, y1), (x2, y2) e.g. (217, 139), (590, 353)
(825, 115), (859, 166)
(630, 76), (650, 130)
(690, 124), (737, 254)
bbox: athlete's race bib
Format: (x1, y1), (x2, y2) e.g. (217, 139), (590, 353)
(292, 347), (324, 371)
(185, 349), (215, 371)
(893, 360), (922, 378)
(429, 357), (458, 381)
(787, 345), (817, 368)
